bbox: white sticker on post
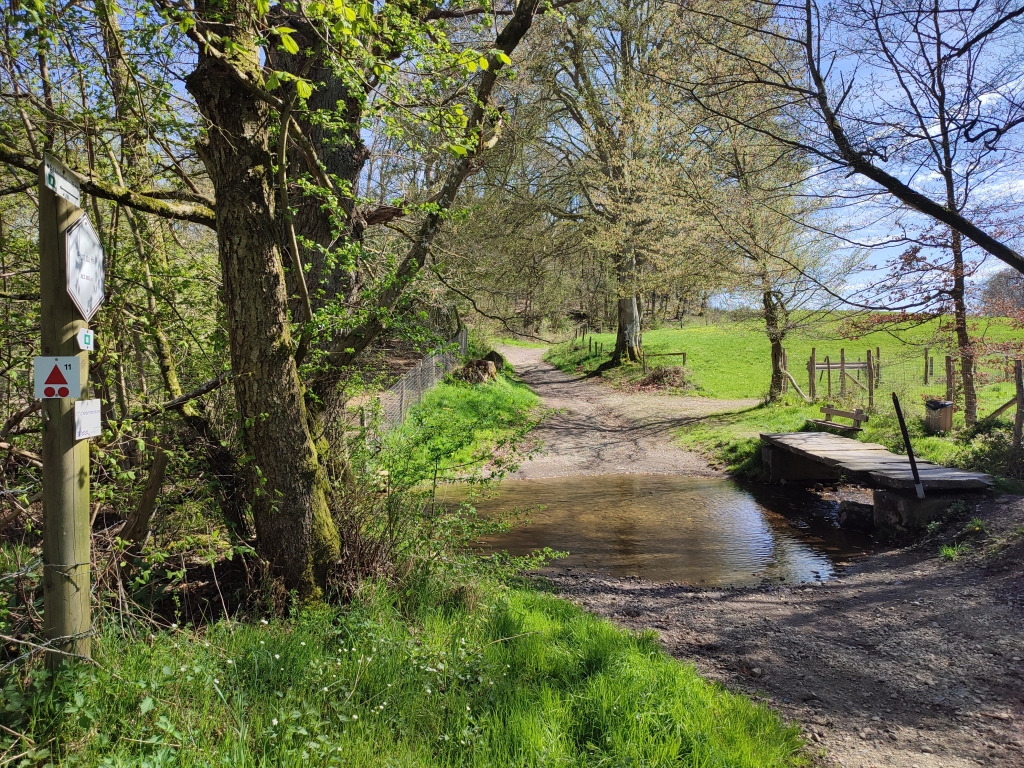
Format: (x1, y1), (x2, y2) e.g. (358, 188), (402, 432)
(74, 399), (103, 440)
(33, 356), (82, 399)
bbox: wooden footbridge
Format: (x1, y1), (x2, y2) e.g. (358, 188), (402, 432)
(760, 432), (993, 492)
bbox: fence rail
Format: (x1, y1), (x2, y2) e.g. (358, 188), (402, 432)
(375, 327), (468, 432)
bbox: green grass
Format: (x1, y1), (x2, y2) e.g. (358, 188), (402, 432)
(940, 542), (970, 560)
(381, 373), (541, 484)
(547, 316), (1022, 401)
(2, 579), (806, 766)
(545, 317), (1024, 484)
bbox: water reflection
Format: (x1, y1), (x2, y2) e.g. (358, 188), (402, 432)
(444, 474), (870, 586)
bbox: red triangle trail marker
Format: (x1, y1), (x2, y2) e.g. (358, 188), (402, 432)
(34, 356), (81, 399)
(44, 365), (69, 386)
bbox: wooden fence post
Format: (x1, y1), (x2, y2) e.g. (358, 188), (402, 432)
(876, 347), (881, 385)
(807, 348), (816, 400)
(924, 347), (930, 385)
(1014, 360), (1023, 450)
(826, 355), (832, 398)
(866, 350), (874, 409)
(782, 349), (788, 393)
(840, 348), (846, 396)
(946, 356), (955, 404)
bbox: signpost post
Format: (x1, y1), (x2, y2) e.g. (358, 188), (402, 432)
(38, 155), (97, 666)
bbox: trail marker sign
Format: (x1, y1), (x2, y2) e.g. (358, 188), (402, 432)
(34, 356), (81, 399)
(43, 153), (81, 207)
(77, 328), (95, 351)
(66, 215), (105, 320)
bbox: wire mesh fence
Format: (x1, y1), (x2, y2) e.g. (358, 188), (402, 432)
(787, 342), (1023, 421)
(372, 327), (468, 433)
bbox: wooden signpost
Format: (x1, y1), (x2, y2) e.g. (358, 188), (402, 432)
(37, 155), (103, 666)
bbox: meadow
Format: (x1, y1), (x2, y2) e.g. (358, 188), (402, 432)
(544, 315), (1024, 486)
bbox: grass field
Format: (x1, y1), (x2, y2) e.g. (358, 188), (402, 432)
(544, 316), (1024, 486)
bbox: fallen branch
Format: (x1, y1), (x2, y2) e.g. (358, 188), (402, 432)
(0, 442), (42, 468)
(124, 372), (232, 423)
(1, 401), (41, 440)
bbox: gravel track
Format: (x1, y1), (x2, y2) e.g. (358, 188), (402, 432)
(500, 346), (757, 479)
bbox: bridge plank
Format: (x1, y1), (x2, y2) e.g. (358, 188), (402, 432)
(761, 432), (993, 491)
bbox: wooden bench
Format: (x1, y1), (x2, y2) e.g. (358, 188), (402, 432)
(807, 406), (868, 433)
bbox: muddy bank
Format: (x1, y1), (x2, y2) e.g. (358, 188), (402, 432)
(540, 492), (1024, 768)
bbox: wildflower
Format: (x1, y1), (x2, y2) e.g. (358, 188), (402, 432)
(214, 678), (220, 684)
(300, 642), (306, 646)
(323, 687), (329, 692)
(272, 718), (278, 726)
(274, 654), (280, 659)
(261, 619), (269, 625)
(352, 715), (358, 721)
(226, 659), (233, 665)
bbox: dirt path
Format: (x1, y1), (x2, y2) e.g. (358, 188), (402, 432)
(500, 346), (1024, 767)
(500, 346), (757, 479)
(545, 496), (1024, 768)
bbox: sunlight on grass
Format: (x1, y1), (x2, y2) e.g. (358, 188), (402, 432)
(4, 583), (807, 767)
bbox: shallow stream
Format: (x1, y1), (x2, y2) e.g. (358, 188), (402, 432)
(444, 474), (871, 586)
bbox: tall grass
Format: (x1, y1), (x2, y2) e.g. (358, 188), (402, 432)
(2, 579), (806, 766)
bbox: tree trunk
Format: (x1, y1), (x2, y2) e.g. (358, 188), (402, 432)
(763, 288), (786, 402)
(613, 251), (641, 363)
(186, 16), (339, 597)
(99, 2), (251, 535)
(949, 229), (977, 426)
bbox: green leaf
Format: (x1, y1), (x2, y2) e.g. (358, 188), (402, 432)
(449, 144), (468, 157)
(280, 33), (299, 54)
(296, 79), (313, 99)
(140, 697), (155, 714)
(478, 56), (489, 71)
(496, 51), (511, 66)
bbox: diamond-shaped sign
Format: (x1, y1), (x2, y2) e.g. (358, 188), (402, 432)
(66, 214), (105, 321)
